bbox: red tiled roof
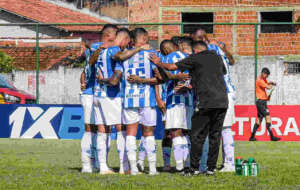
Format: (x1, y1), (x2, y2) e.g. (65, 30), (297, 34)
(0, 0), (107, 32)
(0, 38), (83, 70)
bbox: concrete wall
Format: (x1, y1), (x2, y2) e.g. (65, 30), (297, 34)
(231, 55), (300, 105)
(6, 66), (82, 104)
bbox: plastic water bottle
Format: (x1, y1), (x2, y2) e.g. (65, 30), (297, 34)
(248, 158), (259, 176)
(242, 160), (249, 176)
(235, 157), (243, 175)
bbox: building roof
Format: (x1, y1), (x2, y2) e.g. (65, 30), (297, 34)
(0, 0), (107, 32)
(0, 38), (83, 70)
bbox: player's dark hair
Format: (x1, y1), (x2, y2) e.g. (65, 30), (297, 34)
(171, 36), (182, 47)
(100, 24), (118, 33)
(180, 36), (193, 47)
(192, 28), (206, 35)
(262, 67), (270, 75)
(116, 27), (130, 35)
(192, 40), (208, 50)
(160, 39), (173, 56)
(132, 28), (148, 41)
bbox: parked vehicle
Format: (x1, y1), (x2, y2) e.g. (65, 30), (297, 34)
(0, 74), (36, 104)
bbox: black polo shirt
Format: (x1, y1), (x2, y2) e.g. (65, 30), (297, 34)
(175, 50), (228, 109)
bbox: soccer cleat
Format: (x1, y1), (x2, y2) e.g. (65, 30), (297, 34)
(271, 136), (281, 141)
(217, 164), (224, 171)
(219, 165), (235, 173)
(149, 171), (160, 176)
(119, 170), (131, 175)
(81, 166), (93, 173)
(183, 168), (200, 176)
(99, 169), (115, 175)
(130, 170), (142, 176)
(249, 137), (257, 141)
(162, 165), (172, 172)
(206, 170), (215, 176)
(137, 161), (145, 172)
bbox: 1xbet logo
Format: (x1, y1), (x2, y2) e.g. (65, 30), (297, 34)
(9, 106), (84, 139)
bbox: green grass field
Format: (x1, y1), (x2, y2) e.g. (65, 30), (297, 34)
(0, 139), (300, 190)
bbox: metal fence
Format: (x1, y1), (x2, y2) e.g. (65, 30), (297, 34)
(0, 22), (300, 105)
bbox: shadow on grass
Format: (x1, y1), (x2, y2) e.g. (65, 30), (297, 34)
(68, 167), (179, 173)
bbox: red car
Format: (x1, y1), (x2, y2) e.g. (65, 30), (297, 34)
(0, 74), (36, 104)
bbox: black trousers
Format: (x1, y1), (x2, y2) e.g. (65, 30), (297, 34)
(190, 108), (227, 171)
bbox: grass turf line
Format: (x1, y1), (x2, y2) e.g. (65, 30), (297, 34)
(0, 139), (300, 190)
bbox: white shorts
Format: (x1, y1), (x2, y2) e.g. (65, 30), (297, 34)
(93, 97), (104, 125)
(223, 93), (236, 127)
(93, 97), (122, 125)
(162, 114), (166, 122)
(122, 107), (157, 126)
(166, 104), (188, 130)
(80, 94), (95, 124)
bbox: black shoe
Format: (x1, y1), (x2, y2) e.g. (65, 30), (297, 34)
(271, 136), (281, 141)
(206, 170), (215, 176)
(249, 137), (257, 141)
(183, 168), (200, 176)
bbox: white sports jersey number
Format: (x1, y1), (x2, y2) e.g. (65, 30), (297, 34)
(126, 67), (146, 89)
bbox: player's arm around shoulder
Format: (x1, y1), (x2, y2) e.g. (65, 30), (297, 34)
(218, 41), (235, 65)
(98, 70), (122, 86)
(113, 45), (151, 61)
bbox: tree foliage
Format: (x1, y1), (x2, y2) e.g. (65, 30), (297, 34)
(0, 51), (15, 73)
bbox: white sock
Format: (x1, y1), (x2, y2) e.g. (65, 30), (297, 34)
(117, 131), (127, 172)
(106, 133), (111, 165)
(222, 127), (235, 167)
(182, 135), (191, 167)
(138, 136), (146, 165)
(126, 136), (138, 173)
(145, 136), (157, 173)
(81, 132), (92, 169)
(97, 132), (109, 172)
(91, 132), (99, 169)
(173, 136), (184, 171)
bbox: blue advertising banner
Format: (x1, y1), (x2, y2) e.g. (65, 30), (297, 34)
(0, 104), (165, 140)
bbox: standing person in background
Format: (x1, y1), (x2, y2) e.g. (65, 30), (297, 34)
(249, 68), (281, 141)
(80, 24), (118, 173)
(193, 29), (237, 173)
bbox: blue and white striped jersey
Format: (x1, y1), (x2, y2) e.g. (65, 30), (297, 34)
(207, 44), (235, 93)
(82, 42), (103, 95)
(159, 53), (167, 102)
(115, 49), (158, 108)
(165, 51), (193, 109)
(94, 46), (122, 98)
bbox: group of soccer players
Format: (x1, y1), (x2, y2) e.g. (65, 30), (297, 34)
(79, 24), (236, 176)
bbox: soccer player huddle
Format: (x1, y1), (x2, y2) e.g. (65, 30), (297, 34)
(80, 24), (236, 176)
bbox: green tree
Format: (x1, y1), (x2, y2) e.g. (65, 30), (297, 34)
(0, 51), (15, 73)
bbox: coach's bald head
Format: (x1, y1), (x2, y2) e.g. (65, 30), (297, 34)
(192, 28), (209, 44)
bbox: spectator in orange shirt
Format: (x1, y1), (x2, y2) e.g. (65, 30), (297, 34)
(249, 68), (281, 141)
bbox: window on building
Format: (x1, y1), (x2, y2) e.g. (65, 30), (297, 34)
(181, 12), (214, 34)
(285, 62), (300, 74)
(260, 11), (295, 33)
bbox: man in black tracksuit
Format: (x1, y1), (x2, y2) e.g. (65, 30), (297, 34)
(151, 41), (228, 175)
